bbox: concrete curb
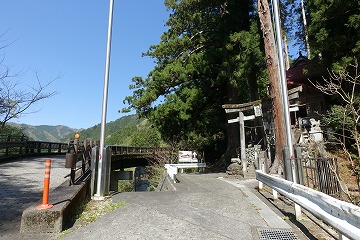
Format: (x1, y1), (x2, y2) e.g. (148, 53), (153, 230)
(20, 179), (89, 234)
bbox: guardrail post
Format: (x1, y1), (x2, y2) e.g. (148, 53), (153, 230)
(90, 146), (99, 197)
(36, 159), (53, 210)
(82, 140), (88, 174)
(272, 189), (278, 199)
(258, 169), (263, 190)
(103, 146), (112, 195)
(283, 146), (292, 181)
(294, 146), (304, 185)
(339, 233), (350, 240)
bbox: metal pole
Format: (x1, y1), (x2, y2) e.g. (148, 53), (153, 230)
(239, 112), (246, 174)
(94, 0), (114, 199)
(272, 0), (297, 182)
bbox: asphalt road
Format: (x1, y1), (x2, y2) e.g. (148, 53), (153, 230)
(0, 155), (70, 240)
(60, 173), (302, 240)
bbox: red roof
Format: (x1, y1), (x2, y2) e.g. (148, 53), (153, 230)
(286, 56), (324, 88)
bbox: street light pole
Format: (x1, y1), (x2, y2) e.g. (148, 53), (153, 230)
(94, 0), (115, 200)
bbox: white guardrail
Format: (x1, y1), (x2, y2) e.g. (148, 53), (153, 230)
(256, 170), (360, 240)
(165, 163), (206, 183)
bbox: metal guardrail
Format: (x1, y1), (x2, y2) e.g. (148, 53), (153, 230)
(165, 163), (206, 183)
(256, 170), (360, 240)
(109, 145), (168, 155)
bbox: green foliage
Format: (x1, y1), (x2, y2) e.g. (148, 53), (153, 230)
(306, 0), (360, 68)
(130, 125), (161, 147)
(76, 115), (142, 142)
(322, 105), (354, 133)
(280, 0), (307, 56)
(123, 0), (267, 160)
(1, 124), (26, 136)
(74, 114), (163, 147)
(145, 166), (165, 191)
(117, 180), (134, 192)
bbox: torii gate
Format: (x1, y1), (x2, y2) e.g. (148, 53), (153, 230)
(223, 86), (303, 175)
(223, 101), (262, 174)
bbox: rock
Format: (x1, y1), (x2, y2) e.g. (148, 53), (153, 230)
(226, 163), (242, 175)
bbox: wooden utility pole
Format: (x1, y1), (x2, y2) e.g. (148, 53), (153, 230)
(257, 0), (287, 173)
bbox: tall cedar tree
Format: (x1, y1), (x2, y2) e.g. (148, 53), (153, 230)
(306, 0), (360, 68)
(257, 0), (287, 173)
(123, 0), (267, 164)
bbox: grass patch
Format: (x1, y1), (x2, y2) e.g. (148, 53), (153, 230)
(57, 199), (126, 238)
(77, 199), (125, 223)
(118, 180), (134, 192)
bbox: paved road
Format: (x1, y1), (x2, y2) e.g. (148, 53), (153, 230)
(61, 173), (305, 240)
(0, 155), (70, 240)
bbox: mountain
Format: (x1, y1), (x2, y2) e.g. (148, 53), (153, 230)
(77, 114), (145, 145)
(9, 114), (162, 147)
(75, 114), (162, 146)
(8, 123), (83, 142)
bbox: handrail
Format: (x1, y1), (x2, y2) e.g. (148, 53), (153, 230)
(256, 170), (360, 240)
(0, 137), (69, 159)
(0, 135), (169, 160)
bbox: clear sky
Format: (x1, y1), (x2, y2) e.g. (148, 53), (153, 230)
(0, 0), (169, 129)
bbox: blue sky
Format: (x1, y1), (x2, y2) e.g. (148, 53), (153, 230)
(0, 1), (169, 129)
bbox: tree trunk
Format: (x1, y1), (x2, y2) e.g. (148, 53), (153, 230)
(258, 0), (287, 174)
(223, 81), (240, 166)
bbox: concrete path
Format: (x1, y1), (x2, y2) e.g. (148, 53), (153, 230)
(0, 155), (70, 240)
(61, 173), (304, 240)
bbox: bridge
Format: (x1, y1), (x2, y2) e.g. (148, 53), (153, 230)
(0, 136), (359, 239)
(0, 134), (166, 177)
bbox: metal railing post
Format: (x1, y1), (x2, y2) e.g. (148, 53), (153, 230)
(90, 146), (99, 197)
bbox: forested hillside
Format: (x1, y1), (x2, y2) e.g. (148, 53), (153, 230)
(76, 114), (162, 147)
(8, 123), (81, 142)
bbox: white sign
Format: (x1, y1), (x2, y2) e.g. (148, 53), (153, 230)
(254, 104), (262, 117)
(179, 151), (198, 163)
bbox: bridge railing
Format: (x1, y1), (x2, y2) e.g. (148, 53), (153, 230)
(65, 139), (93, 185)
(256, 170), (360, 240)
(109, 145), (168, 155)
(0, 134), (69, 159)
